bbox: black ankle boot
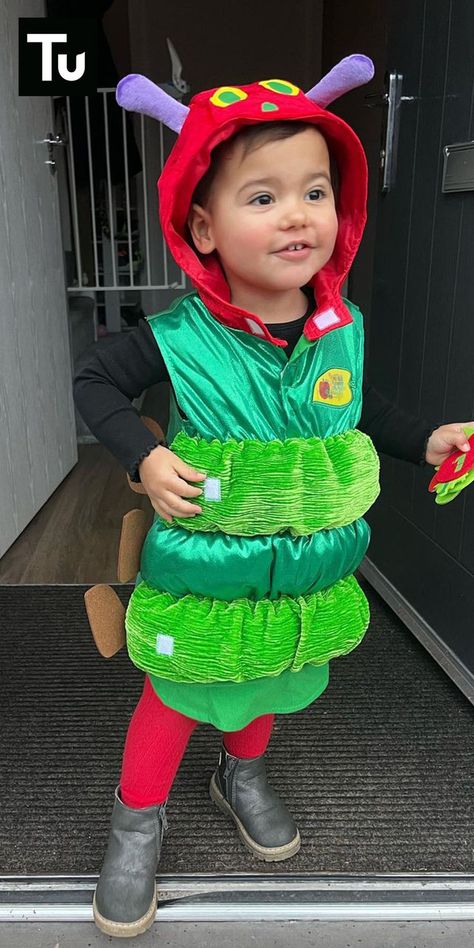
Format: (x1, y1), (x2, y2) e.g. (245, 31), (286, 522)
(209, 745), (300, 862)
(93, 786), (168, 937)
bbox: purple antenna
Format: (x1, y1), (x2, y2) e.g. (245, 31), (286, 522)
(306, 54), (374, 107)
(116, 74), (189, 133)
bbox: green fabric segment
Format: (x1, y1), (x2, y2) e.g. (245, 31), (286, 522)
(140, 517), (371, 601)
(125, 574), (370, 684)
(264, 80), (296, 94)
(148, 662), (330, 731)
(138, 293), (374, 724)
(146, 292), (365, 442)
(165, 429), (379, 536)
(220, 90), (241, 103)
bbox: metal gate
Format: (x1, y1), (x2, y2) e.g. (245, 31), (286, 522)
(52, 86), (186, 339)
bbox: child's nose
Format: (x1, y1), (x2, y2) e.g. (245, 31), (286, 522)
(279, 202), (309, 229)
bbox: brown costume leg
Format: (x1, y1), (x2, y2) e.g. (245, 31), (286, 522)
(84, 417), (163, 656)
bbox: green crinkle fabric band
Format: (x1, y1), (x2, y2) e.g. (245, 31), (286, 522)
(166, 429), (380, 536)
(125, 574), (370, 684)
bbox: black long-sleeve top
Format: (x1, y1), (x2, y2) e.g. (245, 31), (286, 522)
(74, 312), (436, 482)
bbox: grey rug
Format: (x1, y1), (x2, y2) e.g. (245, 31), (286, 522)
(0, 579), (472, 875)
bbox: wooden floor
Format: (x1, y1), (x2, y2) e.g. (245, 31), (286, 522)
(0, 444), (154, 584)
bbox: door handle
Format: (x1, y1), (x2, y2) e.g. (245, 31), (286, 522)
(36, 134), (68, 146)
(35, 132), (68, 176)
(365, 72), (417, 192)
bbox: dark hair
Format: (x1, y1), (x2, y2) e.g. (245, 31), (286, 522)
(192, 120), (339, 207)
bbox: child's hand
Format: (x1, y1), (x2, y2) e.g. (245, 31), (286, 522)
(138, 446), (206, 523)
(425, 423), (474, 466)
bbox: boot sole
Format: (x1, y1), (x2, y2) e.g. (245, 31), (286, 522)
(209, 773), (301, 862)
(92, 884), (157, 937)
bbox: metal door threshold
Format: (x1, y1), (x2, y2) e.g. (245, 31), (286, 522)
(2, 873), (474, 922)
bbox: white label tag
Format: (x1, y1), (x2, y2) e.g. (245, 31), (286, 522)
(245, 317), (266, 336)
(203, 477), (221, 501)
(156, 633), (174, 656)
(313, 308), (340, 330)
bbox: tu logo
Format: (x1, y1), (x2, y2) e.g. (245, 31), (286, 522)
(19, 18), (97, 95)
(27, 33), (86, 82)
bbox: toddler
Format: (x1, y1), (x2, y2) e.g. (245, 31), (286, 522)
(74, 58), (473, 937)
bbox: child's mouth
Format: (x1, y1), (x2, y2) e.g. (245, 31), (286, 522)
(273, 243), (313, 261)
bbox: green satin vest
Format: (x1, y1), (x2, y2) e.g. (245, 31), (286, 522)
(125, 292), (380, 729)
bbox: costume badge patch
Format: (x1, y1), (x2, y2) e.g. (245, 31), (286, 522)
(313, 369), (352, 406)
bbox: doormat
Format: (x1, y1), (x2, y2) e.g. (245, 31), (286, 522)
(0, 581), (472, 875)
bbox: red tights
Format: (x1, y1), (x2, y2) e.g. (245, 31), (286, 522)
(120, 676), (274, 808)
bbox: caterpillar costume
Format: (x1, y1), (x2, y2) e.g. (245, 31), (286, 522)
(85, 55), (382, 731)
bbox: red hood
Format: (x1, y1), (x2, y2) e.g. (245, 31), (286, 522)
(158, 79), (368, 347)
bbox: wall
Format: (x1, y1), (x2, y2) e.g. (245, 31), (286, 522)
(125, 0), (323, 94)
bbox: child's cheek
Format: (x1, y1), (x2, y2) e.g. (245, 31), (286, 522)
(237, 226), (265, 255)
(320, 213), (339, 254)
(329, 210), (339, 241)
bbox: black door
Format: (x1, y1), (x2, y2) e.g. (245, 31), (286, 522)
(324, 0), (474, 699)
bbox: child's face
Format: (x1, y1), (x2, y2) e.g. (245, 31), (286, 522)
(189, 127), (338, 305)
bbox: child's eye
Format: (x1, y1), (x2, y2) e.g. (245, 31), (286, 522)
(249, 194), (273, 206)
(307, 188), (325, 201)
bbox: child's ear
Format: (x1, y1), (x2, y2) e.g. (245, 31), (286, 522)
(187, 203), (216, 254)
